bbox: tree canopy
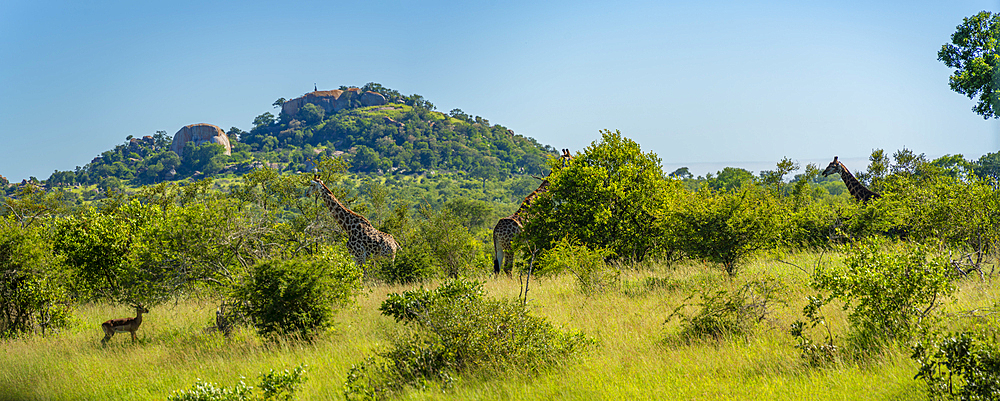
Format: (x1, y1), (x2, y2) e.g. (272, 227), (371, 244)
(938, 11), (1000, 119)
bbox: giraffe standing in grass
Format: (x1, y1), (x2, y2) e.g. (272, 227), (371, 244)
(822, 156), (881, 202)
(310, 176), (399, 276)
(492, 149), (572, 275)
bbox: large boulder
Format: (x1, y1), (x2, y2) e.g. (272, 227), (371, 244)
(360, 91), (387, 107)
(281, 88), (382, 118)
(170, 123), (231, 158)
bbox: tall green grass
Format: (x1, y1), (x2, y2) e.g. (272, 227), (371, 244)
(1, 252), (995, 400)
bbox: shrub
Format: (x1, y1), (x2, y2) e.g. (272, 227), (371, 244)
(537, 237), (617, 295)
(168, 365), (307, 401)
(416, 207), (486, 278)
(673, 183), (784, 276)
(53, 200), (168, 304)
(782, 199), (845, 249)
(522, 129), (683, 263)
(344, 279), (592, 399)
(789, 295), (839, 366)
(0, 216), (72, 338)
(913, 328), (1000, 400)
(372, 245), (436, 285)
(668, 277), (784, 341)
(812, 238), (953, 353)
(232, 249), (360, 339)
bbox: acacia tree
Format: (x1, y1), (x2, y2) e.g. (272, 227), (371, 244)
(673, 183), (784, 276)
(938, 11), (1000, 119)
(522, 130), (683, 262)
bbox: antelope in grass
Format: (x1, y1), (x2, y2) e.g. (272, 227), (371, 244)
(101, 304), (148, 344)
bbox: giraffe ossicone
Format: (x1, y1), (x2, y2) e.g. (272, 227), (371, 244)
(310, 177), (399, 277)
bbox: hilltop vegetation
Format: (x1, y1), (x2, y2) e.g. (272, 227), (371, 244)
(33, 83), (555, 197)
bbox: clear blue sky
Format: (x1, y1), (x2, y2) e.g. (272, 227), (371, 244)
(1, 0), (997, 182)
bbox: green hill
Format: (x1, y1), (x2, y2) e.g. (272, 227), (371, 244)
(41, 83), (556, 192)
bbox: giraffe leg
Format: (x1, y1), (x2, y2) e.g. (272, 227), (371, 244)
(503, 248), (515, 277)
(354, 252), (368, 280)
(493, 236), (504, 276)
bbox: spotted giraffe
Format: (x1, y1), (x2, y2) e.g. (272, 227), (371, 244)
(310, 176), (399, 276)
(492, 149), (572, 275)
(821, 156), (881, 202)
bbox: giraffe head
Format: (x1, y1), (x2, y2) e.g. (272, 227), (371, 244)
(308, 174), (327, 196)
(821, 156), (844, 177)
(561, 149), (572, 167)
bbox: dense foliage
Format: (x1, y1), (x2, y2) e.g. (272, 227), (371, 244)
(523, 129), (683, 263)
(232, 251), (360, 339)
(0, 215), (71, 338)
(345, 279), (592, 399)
(914, 329), (1000, 400)
(813, 239), (954, 352)
(938, 11), (1000, 119)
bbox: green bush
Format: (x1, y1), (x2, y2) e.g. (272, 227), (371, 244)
(168, 365), (307, 401)
(0, 216), (72, 338)
(372, 245), (436, 285)
(522, 129), (683, 263)
(673, 183), (784, 276)
(415, 207), (487, 278)
(344, 279), (592, 399)
(913, 328), (1000, 400)
(537, 237), (617, 295)
(232, 249), (360, 339)
(53, 199), (169, 305)
(813, 238), (953, 353)
(782, 199), (845, 249)
(668, 277), (784, 341)
(790, 295), (839, 366)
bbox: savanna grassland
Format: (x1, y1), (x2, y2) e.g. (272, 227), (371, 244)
(2, 251), (997, 400)
(3, 93), (1000, 400)
(4, 128), (1000, 400)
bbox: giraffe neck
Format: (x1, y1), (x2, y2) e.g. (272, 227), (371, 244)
(511, 180), (549, 221)
(837, 163), (879, 202)
(509, 152), (569, 221)
(317, 182), (372, 231)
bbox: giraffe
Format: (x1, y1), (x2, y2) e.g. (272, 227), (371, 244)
(492, 149), (572, 275)
(310, 176), (399, 276)
(822, 156), (881, 202)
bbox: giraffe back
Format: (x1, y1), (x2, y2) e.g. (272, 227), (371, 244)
(313, 178), (400, 268)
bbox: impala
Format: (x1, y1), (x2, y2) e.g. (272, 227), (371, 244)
(101, 304), (149, 344)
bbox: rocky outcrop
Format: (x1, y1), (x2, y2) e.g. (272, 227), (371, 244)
(281, 88), (387, 118)
(170, 123), (231, 158)
(361, 91), (387, 107)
